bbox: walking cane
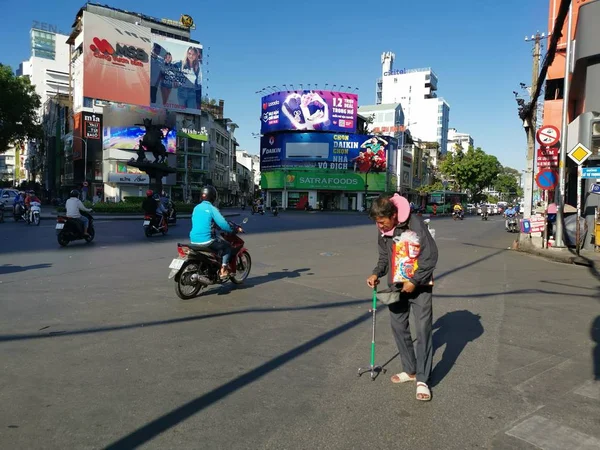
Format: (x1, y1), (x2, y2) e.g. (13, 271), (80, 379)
(358, 287), (386, 380)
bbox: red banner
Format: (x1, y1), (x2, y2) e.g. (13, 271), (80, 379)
(537, 147), (559, 169)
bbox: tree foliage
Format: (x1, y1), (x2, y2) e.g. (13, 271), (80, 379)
(0, 64), (42, 153)
(438, 146), (501, 198)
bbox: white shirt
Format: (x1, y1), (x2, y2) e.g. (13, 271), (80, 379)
(66, 198), (89, 218)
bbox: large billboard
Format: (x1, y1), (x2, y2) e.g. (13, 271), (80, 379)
(150, 36), (203, 114)
(260, 132), (394, 172)
(260, 169), (388, 192)
(83, 11), (151, 106)
(102, 104), (177, 154)
(260, 91), (358, 134)
(72, 112), (103, 161)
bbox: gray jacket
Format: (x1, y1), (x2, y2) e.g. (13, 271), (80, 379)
(372, 214), (438, 289)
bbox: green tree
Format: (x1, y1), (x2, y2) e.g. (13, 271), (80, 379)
(494, 168), (521, 200)
(439, 146), (501, 199)
(0, 64), (42, 153)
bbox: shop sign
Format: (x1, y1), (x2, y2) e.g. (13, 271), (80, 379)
(107, 173), (149, 184)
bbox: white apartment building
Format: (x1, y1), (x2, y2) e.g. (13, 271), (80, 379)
(0, 145), (17, 182)
(376, 52), (450, 163)
(236, 150), (261, 188)
(447, 128), (474, 154)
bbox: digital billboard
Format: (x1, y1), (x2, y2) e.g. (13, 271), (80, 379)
(176, 113), (208, 141)
(260, 91), (358, 134)
(72, 112), (103, 161)
(151, 36), (203, 114)
(260, 132), (394, 172)
(102, 104), (176, 153)
(83, 11), (151, 106)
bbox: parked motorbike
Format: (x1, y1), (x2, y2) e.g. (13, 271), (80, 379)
(168, 218), (251, 300)
(143, 214), (168, 237)
(56, 211), (95, 247)
(29, 201), (41, 226)
(506, 215), (518, 233)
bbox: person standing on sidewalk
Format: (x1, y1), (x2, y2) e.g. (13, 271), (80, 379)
(366, 194), (438, 401)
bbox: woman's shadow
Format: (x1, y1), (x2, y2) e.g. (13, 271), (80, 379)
(430, 310), (484, 387)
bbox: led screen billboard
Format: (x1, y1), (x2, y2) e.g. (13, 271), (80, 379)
(83, 11), (151, 106)
(102, 104), (176, 153)
(260, 132), (395, 173)
(260, 91), (357, 134)
(150, 36), (203, 114)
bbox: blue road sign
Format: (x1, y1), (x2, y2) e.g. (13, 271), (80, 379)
(590, 183), (600, 195)
(535, 169), (559, 190)
(581, 167), (600, 178)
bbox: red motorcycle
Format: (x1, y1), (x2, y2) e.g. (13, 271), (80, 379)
(168, 218), (251, 299)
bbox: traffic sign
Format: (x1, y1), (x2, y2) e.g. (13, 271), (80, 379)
(536, 147), (559, 169)
(568, 143), (592, 165)
(536, 125), (560, 147)
(590, 183), (600, 195)
(535, 169), (559, 190)
(582, 167), (600, 178)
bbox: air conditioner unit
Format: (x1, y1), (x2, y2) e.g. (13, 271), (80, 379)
(285, 142), (329, 159)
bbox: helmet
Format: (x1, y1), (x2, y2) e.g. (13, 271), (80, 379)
(153, 193), (160, 201)
(70, 189), (79, 198)
(200, 185), (217, 203)
(146, 189), (154, 197)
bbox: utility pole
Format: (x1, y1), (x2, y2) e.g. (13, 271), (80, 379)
(554, 1), (574, 248)
(523, 32), (542, 219)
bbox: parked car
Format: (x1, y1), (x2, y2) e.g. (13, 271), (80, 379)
(0, 189), (19, 213)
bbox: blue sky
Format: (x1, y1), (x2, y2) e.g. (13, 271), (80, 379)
(3, 0), (549, 171)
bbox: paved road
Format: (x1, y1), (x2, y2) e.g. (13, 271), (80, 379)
(0, 212), (598, 449)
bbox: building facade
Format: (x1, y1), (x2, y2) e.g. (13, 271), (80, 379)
(236, 150), (261, 191)
(447, 128), (474, 154)
(376, 52), (451, 159)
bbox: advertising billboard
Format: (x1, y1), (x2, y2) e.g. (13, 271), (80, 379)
(83, 11), (151, 106)
(102, 104), (176, 153)
(260, 170), (387, 192)
(260, 132), (392, 172)
(176, 113), (208, 141)
(72, 112), (103, 161)
(260, 90), (358, 134)
(151, 36), (203, 114)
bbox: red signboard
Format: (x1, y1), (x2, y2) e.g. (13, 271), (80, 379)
(537, 147), (559, 169)
(529, 215), (545, 233)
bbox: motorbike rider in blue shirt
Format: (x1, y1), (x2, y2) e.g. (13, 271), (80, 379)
(504, 205), (517, 230)
(13, 192), (26, 216)
(190, 186), (241, 279)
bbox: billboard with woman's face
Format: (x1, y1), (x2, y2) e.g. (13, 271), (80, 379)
(150, 36), (203, 114)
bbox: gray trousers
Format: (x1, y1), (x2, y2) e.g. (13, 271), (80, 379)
(388, 287), (433, 384)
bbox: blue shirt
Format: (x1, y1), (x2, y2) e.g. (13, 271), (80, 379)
(189, 201), (233, 244)
(505, 208), (516, 217)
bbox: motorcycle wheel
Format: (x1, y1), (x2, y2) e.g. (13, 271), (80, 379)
(85, 227), (95, 243)
(144, 226), (152, 238)
(33, 213), (40, 226)
(230, 251), (252, 285)
(57, 232), (69, 247)
(161, 226), (168, 236)
(175, 263), (204, 299)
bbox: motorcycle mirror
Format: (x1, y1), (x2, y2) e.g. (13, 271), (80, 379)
(242, 218), (249, 224)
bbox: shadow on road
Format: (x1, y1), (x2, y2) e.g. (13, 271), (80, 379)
(435, 248), (506, 281)
(103, 311), (371, 449)
(430, 310), (484, 387)
(0, 296), (369, 343)
(216, 268), (312, 295)
(0, 263), (52, 275)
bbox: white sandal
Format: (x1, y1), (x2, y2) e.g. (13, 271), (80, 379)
(416, 382), (431, 401)
(391, 372), (416, 384)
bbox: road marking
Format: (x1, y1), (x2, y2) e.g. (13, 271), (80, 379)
(506, 415), (600, 449)
(574, 380), (600, 400)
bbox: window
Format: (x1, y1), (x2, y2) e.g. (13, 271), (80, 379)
(83, 97), (93, 108)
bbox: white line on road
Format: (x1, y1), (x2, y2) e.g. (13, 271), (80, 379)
(506, 415), (600, 449)
(573, 380), (600, 400)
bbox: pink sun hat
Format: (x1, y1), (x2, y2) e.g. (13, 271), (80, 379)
(390, 193), (411, 223)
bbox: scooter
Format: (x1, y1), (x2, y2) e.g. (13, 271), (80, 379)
(13, 204), (28, 223)
(452, 210), (464, 221)
(143, 214), (168, 237)
(272, 206), (278, 217)
(168, 218), (251, 300)
(481, 209), (489, 221)
(29, 201), (41, 226)
(56, 211), (95, 247)
(251, 204), (264, 215)
(506, 215), (518, 233)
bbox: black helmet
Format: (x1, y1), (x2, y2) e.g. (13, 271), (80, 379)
(201, 185), (217, 203)
(70, 189), (79, 198)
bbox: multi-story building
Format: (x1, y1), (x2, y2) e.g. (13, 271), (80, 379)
(236, 162), (254, 206)
(0, 145), (17, 183)
(17, 27), (70, 185)
(236, 150), (261, 191)
(376, 52), (450, 162)
(447, 128), (474, 154)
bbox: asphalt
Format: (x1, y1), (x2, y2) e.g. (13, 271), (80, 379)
(0, 212), (598, 449)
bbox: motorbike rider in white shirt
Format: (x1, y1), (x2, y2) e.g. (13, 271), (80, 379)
(65, 189), (92, 236)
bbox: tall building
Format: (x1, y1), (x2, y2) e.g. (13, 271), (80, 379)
(376, 52), (450, 161)
(447, 128), (474, 154)
(236, 150), (260, 190)
(0, 145), (17, 183)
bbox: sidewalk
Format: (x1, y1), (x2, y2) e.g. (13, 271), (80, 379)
(517, 233), (600, 266)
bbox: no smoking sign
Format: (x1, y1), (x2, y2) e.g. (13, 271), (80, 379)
(536, 125), (560, 147)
